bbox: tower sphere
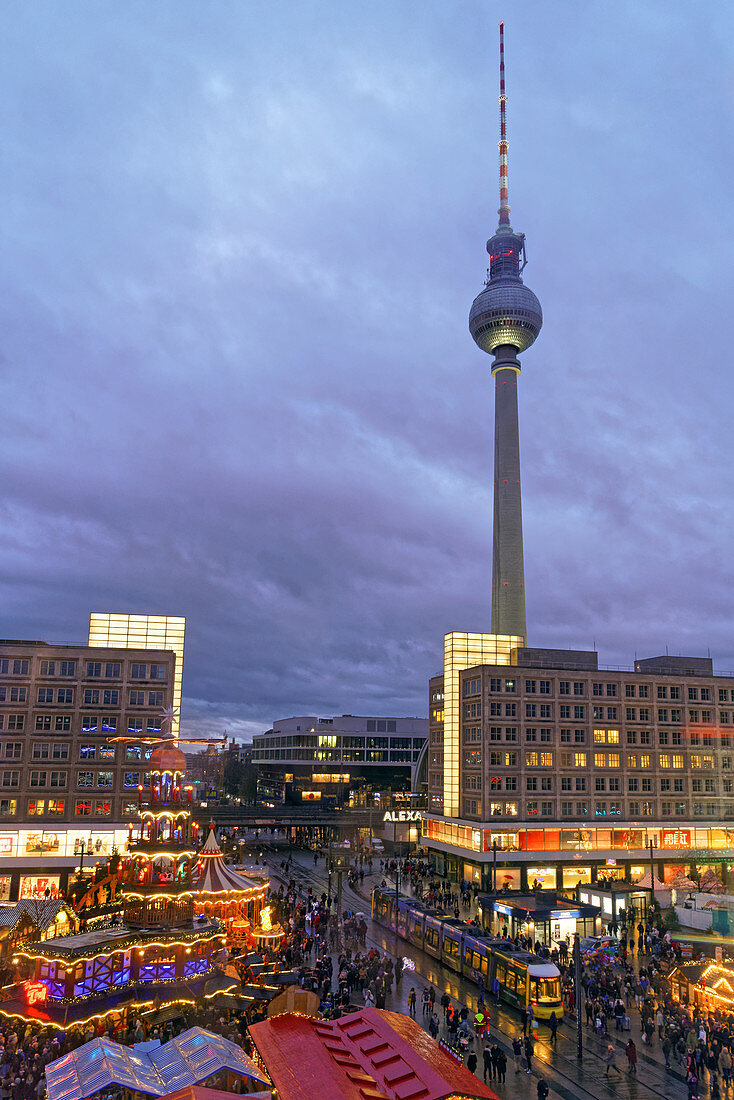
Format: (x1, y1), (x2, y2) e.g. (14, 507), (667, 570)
(469, 279), (543, 355)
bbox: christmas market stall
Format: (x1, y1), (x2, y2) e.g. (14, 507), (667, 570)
(44, 1026), (269, 1100)
(249, 1007), (499, 1100)
(670, 960), (734, 1013)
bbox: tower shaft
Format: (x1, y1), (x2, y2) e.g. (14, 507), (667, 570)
(491, 350), (526, 638)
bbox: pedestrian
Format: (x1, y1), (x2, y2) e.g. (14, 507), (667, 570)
(467, 1051), (477, 1076)
(483, 1043), (493, 1084)
(625, 1038), (637, 1075)
(495, 1047), (507, 1085)
(408, 988), (417, 1017)
(548, 1011), (557, 1045)
(605, 1044), (620, 1077)
(537, 1078), (549, 1100)
(429, 1011), (439, 1039)
(422, 989), (431, 1017)
(524, 1035), (534, 1075)
(512, 1036), (523, 1074)
(493, 975), (501, 1004)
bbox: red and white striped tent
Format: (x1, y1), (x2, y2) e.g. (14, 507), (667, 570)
(194, 828), (268, 931)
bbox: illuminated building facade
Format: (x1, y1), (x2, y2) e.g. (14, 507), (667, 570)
(252, 714), (427, 803)
(88, 614), (185, 736)
(425, 650), (734, 891)
(0, 635), (177, 901)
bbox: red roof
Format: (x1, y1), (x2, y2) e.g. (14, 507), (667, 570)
(249, 1007), (498, 1100)
(162, 1087), (270, 1100)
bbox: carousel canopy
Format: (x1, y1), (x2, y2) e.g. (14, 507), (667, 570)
(195, 829), (262, 896)
(45, 1027), (269, 1100)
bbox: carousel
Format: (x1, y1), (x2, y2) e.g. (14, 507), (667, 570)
(0, 745), (233, 1028)
(194, 827), (268, 949)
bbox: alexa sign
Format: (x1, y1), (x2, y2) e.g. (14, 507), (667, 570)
(383, 810), (422, 823)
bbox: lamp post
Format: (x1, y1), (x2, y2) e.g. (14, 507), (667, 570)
(648, 836), (659, 916)
(395, 860), (401, 945)
(573, 932), (582, 1059)
(492, 840), (498, 895)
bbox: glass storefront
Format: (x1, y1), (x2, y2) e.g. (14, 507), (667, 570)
(20, 874), (61, 900)
(562, 865), (592, 889)
(424, 819), (734, 855)
(0, 876), (10, 901)
(526, 866), (557, 890)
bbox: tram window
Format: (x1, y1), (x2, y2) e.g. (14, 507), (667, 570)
(505, 972), (516, 993)
(426, 929), (438, 947)
(444, 938), (459, 956)
(481, 955), (489, 976)
(530, 977), (560, 1004)
(495, 964), (506, 985)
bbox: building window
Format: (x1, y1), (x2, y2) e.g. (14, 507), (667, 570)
(77, 771), (93, 787)
(75, 799), (91, 816)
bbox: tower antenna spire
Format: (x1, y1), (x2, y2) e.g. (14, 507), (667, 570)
(498, 21), (511, 228)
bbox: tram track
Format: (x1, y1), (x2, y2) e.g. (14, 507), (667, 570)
(264, 851), (687, 1100)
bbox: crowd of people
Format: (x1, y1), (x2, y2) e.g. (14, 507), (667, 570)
(4, 842), (733, 1100)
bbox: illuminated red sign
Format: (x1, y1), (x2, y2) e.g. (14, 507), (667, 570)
(23, 980), (48, 1006)
(661, 828), (691, 849)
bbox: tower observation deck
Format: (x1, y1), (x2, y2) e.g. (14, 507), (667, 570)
(468, 22), (542, 641)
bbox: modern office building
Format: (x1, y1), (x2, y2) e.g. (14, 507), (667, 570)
(88, 614), (185, 735)
(252, 714), (428, 804)
(421, 29), (734, 894)
(0, 617), (183, 902)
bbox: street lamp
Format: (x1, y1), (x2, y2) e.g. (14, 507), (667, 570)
(573, 932), (582, 1059)
(648, 836), (659, 915)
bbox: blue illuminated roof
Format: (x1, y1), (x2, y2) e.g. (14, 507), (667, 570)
(45, 1027), (269, 1100)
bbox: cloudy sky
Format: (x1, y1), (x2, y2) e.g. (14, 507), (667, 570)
(2, 1), (734, 741)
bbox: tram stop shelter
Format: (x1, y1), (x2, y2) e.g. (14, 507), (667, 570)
(477, 891), (599, 945)
(249, 1007), (498, 1100)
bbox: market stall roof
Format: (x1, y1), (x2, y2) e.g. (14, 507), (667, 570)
(45, 1027), (269, 1100)
(0, 900), (75, 934)
(633, 871), (669, 892)
(195, 829), (264, 897)
(249, 1007), (498, 1100)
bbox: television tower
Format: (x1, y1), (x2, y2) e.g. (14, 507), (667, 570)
(468, 22), (542, 641)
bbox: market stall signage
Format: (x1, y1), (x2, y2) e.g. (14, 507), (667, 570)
(22, 980), (48, 1006)
(383, 810), (422, 823)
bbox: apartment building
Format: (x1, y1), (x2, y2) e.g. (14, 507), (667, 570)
(0, 638), (176, 901)
(423, 646), (734, 891)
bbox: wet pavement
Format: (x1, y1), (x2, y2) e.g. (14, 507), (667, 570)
(261, 846), (693, 1100)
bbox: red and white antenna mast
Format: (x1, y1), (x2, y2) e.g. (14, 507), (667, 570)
(498, 21), (511, 227)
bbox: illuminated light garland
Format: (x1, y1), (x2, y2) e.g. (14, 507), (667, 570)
(24, 964), (220, 1007)
(126, 850), (197, 858)
(0, 999), (156, 1030)
(123, 891), (195, 900)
